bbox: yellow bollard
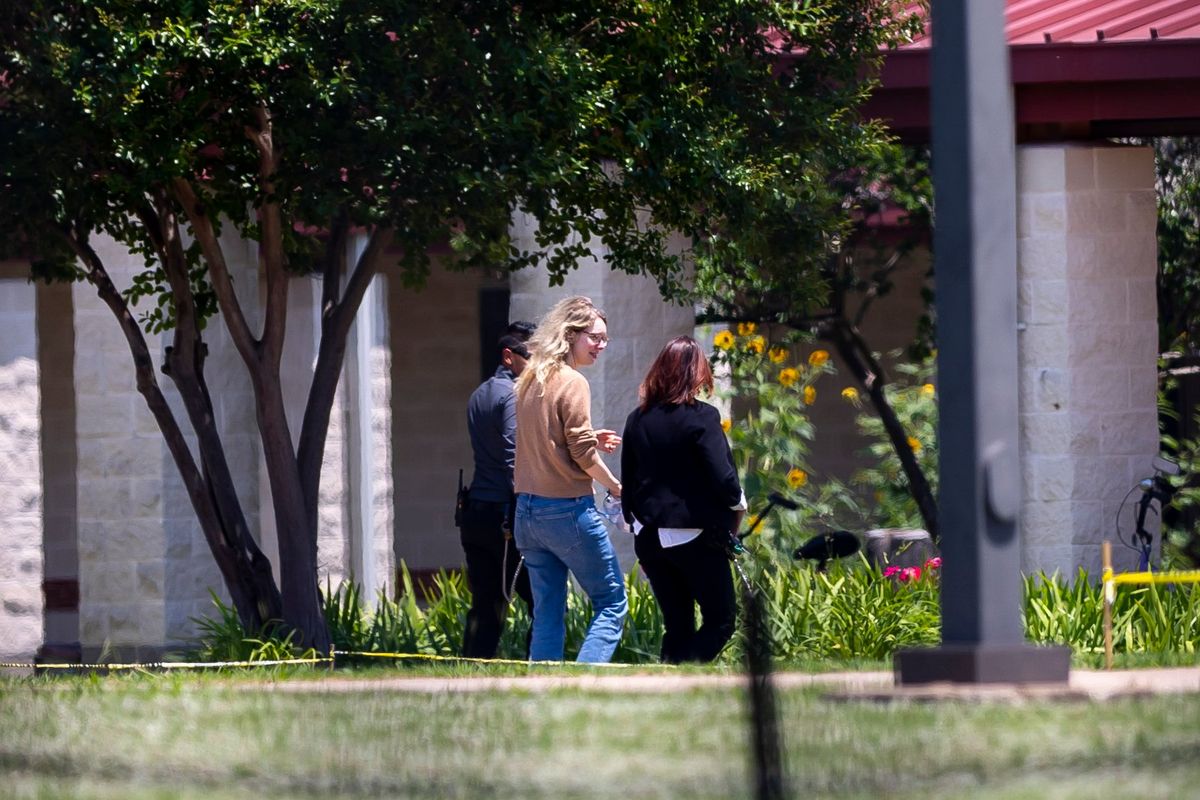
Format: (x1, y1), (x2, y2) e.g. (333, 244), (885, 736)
(1102, 541), (1114, 671)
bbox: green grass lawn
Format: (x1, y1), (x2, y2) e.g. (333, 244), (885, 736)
(2, 667), (1199, 800)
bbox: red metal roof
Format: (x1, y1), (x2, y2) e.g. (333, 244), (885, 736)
(903, 0), (1200, 46)
(867, 1), (1200, 141)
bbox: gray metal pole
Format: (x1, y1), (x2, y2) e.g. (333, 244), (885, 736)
(894, 0), (1070, 684)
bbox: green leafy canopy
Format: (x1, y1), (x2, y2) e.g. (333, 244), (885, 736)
(2, 0), (916, 321)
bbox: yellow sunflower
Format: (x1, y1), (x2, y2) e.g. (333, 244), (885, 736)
(907, 436), (922, 453)
(714, 330), (735, 350)
(768, 346), (788, 364)
(737, 321), (758, 336)
(803, 385), (816, 405)
(745, 335), (765, 355)
(778, 368), (800, 387)
(787, 468), (808, 489)
(841, 387), (859, 402)
(808, 350), (830, 367)
(921, 383), (935, 396)
(720, 418), (732, 433)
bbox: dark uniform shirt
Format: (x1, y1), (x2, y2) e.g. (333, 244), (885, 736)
(467, 364), (518, 502)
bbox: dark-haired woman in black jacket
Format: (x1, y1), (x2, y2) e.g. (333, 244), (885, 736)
(621, 336), (745, 663)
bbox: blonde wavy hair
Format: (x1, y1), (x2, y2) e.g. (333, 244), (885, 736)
(517, 296), (607, 397)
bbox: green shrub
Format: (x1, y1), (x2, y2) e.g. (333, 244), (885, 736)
(707, 324), (865, 567)
(191, 591), (317, 665)
(1024, 569), (1200, 666)
(194, 560), (1200, 668)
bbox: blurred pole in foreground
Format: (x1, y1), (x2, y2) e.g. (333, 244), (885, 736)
(894, 0), (1070, 684)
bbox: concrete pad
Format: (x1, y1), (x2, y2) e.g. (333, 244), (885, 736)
(828, 666), (1200, 704)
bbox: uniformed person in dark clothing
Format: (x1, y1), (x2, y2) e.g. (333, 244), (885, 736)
(461, 328), (536, 658)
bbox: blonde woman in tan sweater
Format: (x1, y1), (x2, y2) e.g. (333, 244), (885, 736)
(513, 296), (628, 662)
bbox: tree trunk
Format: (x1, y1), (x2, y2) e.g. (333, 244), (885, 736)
(152, 197), (286, 632)
(297, 225), (394, 533)
(826, 320), (941, 541)
(257, 373), (332, 652)
(172, 174), (330, 649)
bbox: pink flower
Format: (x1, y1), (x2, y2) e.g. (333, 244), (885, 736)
(899, 567), (922, 582)
(883, 566), (902, 578)
(924, 557), (942, 570)
(385, 31), (398, 42)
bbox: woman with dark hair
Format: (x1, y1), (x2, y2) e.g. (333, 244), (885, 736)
(621, 335), (745, 663)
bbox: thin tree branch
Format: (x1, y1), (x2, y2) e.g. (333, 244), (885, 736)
(246, 104), (288, 370)
(171, 177), (261, 368)
(827, 318), (939, 540)
(151, 188), (202, 371)
(322, 207), (350, 315)
(129, 200), (284, 626)
(296, 225), (394, 524)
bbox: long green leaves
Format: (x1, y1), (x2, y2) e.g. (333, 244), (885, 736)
(1024, 570), (1200, 666)
(196, 561), (1200, 667)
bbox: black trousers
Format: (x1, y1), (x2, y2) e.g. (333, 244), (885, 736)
(634, 527), (736, 664)
(460, 498), (534, 659)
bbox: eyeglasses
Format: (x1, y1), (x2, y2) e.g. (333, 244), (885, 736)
(583, 332), (610, 345)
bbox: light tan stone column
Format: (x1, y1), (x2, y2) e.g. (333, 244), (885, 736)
(73, 236), (169, 658)
(72, 233), (258, 658)
(1017, 144), (1159, 577)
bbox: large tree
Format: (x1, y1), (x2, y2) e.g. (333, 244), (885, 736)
(1, 0), (910, 647)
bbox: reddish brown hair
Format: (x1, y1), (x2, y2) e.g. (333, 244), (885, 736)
(639, 336), (714, 410)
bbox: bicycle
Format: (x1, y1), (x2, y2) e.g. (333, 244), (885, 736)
(1115, 456), (1180, 571)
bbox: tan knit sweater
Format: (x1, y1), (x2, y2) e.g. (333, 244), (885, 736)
(513, 365), (600, 498)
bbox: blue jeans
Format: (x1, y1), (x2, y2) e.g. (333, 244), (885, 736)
(514, 494), (628, 662)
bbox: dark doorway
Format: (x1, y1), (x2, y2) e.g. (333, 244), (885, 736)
(479, 288), (511, 382)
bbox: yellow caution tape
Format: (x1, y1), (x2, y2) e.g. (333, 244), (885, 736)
(1103, 569), (1200, 587)
(0, 656), (333, 670)
(332, 650), (674, 669)
(1, 651), (675, 671)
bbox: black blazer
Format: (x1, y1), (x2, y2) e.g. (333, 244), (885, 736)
(621, 400), (742, 534)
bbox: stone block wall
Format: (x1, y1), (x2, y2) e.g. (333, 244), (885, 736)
(73, 234), (256, 657)
(316, 357), (352, 585)
(57, 229), (395, 655)
(332, 274), (394, 599)
(73, 236), (166, 656)
(0, 273), (44, 661)
(1016, 144), (1160, 577)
